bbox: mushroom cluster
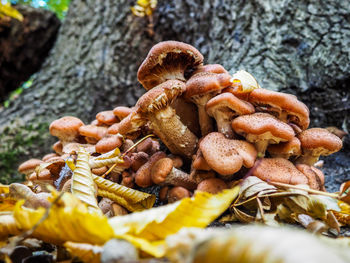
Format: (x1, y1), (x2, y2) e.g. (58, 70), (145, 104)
(18, 41), (343, 214)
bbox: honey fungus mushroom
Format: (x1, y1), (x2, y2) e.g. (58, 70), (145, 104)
(249, 88), (310, 131)
(232, 113), (295, 157)
(267, 137), (301, 159)
(296, 128), (343, 166)
(136, 80), (198, 159)
(49, 116), (84, 144)
(137, 41), (204, 90)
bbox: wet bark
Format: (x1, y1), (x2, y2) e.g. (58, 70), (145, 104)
(0, 5), (60, 101)
(0, 0), (349, 187)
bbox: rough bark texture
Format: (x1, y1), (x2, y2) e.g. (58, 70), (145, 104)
(0, 0), (349, 188)
(0, 5), (60, 101)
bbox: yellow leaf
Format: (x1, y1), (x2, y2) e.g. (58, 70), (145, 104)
(0, 212), (22, 239)
(93, 174), (155, 212)
(0, 2), (23, 21)
(231, 70), (260, 92)
(72, 148), (101, 214)
(109, 187), (239, 257)
(64, 241), (102, 263)
(0, 184), (9, 194)
(0, 198), (16, 212)
(13, 191), (114, 245)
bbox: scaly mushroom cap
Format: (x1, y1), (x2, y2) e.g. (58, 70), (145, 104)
(96, 111), (118, 126)
(252, 158), (308, 185)
(199, 132), (243, 177)
(137, 41), (204, 90)
(108, 108), (146, 136)
(18, 159), (43, 176)
(137, 80), (185, 113)
(206, 93), (255, 137)
(49, 116), (84, 142)
(95, 134), (123, 154)
(267, 137), (301, 159)
(295, 164), (325, 190)
(231, 113), (295, 156)
(151, 158), (174, 184)
(168, 186), (191, 203)
(79, 125), (108, 141)
(193, 64), (228, 75)
(249, 88), (310, 130)
(196, 178), (228, 194)
(113, 106), (133, 121)
(192, 149), (211, 171)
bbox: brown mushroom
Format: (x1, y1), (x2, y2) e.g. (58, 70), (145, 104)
(185, 72), (232, 136)
(135, 151), (166, 187)
(168, 186), (191, 203)
(18, 159), (43, 176)
(96, 111), (118, 126)
(196, 178), (228, 194)
(151, 158), (197, 190)
(232, 113), (295, 157)
(79, 124), (108, 143)
(42, 153), (59, 162)
(137, 41), (204, 90)
(136, 80), (198, 159)
(193, 64), (229, 75)
(295, 164), (325, 190)
(206, 92), (255, 138)
(121, 171), (134, 188)
(199, 132), (257, 178)
(113, 106), (133, 121)
(49, 116), (84, 144)
(52, 141), (63, 155)
(108, 108), (146, 137)
(296, 128), (343, 165)
(95, 134), (123, 154)
(130, 152), (149, 172)
(159, 186), (169, 202)
(249, 88), (310, 130)
(252, 158), (308, 185)
(192, 149), (211, 171)
(267, 137), (301, 159)
(135, 137), (160, 155)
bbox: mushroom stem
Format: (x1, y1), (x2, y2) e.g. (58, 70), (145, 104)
(211, 111), (234, 138)
(198, 105), (213, 136)
(149, 107), (198, 159)
(164, 167), (197, 190)
(254, 140), (269, 157)
(295, 154), (319, 166)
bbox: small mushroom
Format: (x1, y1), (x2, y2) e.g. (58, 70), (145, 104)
(193, 64), (229, 75)
(42, 153), (59, 162)
(196, 178), (228, 194)
(296, 128), (343, 166)
(151, 158), (197, 190)
(249, 88), (310, 130)
(137, 41), (204, 90)
(79, 124), (108, 144)
(135, 137), (160, 155)
(49, 116), (84, 145)
(91, 166), (108, 176)
(52, 141), (63, 155)
(295, 164), (325, 190)
(267, 137), (301, 159)
(130, 152), (149, 172)
(192, 149), (211, 171)
(232, 113), (295, 157)
(136, 80), (198, 159)
(95, 134), (123, 154)
(168, 186), (192, 203)
(18, 159), (43, 176)
(96, 110), (118, 126)
(159, 186), (169, 202)
(185, 72), (232, 136)
(135, 151), (166, 187)
(113, 106), (133, 121)
(121, 171), (134, 188)
(108, 108), (146, 137)
(252, 158), (308, 185)
(206, 92), (255, 138)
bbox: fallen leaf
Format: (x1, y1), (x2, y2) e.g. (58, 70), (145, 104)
(0, 212), (22, 239)
(64, 241), (102, 263)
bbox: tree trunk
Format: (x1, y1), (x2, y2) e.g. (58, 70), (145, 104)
(0, 0), (349, 186)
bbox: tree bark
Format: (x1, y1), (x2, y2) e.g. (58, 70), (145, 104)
(0, 5), (60, 101)
(0, 0), (349, 186)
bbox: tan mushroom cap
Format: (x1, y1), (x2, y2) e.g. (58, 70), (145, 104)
(249, 88), (310, 130)
(267, 137), (301, 159)
(18, 159), (43, 175)
(49, 116), (84, 142)
(42, 153), (59, 162)
(252, 158), (308, 185)
(196, 178), (228, 194)
(192, 149), (211, 171)
(96, 111), (118, 125)
(95, 134), (123, 154)
(137, 41), (204, 90)
(113, 106), (133, 121)
(168, 186), (191, 203)
(131, 152), (149, 172)
(232, 113), (295, 156)
(79, 125), (108, 141)
(52, 141), (63, 155)
(151, 158), (173, 184)
(199, 132), (243, 177)
(206, 93), (255, 138)
(109, 108), (146, 136)
(193, 64), (229, 75)
(295, 164), (325, 190)
(223, 85), (249, 101)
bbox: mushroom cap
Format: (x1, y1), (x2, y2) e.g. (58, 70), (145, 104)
(168, 186), (191, 203)
(199, 132), (243, 176)
(79, 125), (108, 140)
(249, 88), (310, 130)
(232, 113), (295, 142)
(113, 106), (133, 121)
(222, 85), (250, 101)
(109, 109), (146, 136)
(267, 137), (302, 157)
(298, 128), (343, 155)
(196, 178), (228, 194)
(151, 158), (173, 184)
(18, 159), (43, 175)
(49, 116), (84, 142)
(135, 151), (166, 187)
(252, 158), (308, 185)
(206, 92), (255, 117)
(131, 152), (149, 172)
(192, 149), (211, 171)
(136, 80), (186, 114)
(193, 64), (228, 75)
(95, 134), (123, 154)
(42, 153), (59, 162)
(52, 141), (63, 155)
(137, 41), (204, 90)
(184, 72), (232, 100)
(295, 164), (325, 190)
(96, 111), (118, 125)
